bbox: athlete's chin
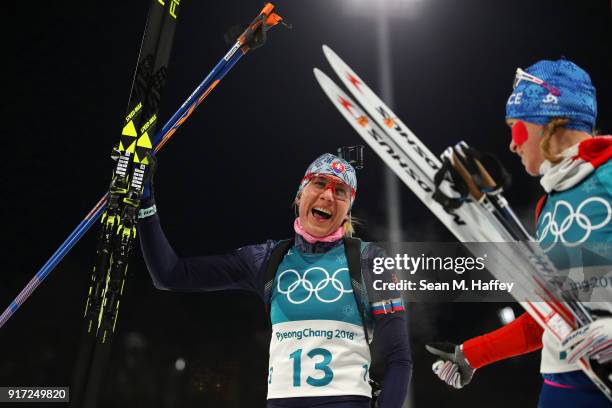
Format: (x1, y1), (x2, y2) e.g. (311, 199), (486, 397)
(303, 225), (331, 237)
(520, 157), (541, 177)
(526, 168), (540, 177)
(302, 219), (338, 238)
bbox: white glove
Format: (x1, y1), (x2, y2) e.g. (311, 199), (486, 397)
(561, 317), (612, 365)
(426, 342), (475, 389)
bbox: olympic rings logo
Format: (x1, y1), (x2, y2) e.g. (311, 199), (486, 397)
(277, 267), (353, 304)
(538, 197), (611, 252)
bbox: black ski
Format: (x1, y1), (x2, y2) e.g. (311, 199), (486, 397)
(70, 2), (183, 407)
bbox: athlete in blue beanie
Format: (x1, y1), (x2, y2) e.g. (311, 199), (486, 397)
(428, 59), (612, 407)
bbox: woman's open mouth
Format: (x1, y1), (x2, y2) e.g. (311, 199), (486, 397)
(311, 207), (332, 221)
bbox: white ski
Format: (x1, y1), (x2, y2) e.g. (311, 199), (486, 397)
(315, 68), (480, 242)
(315, 45), (612, 400)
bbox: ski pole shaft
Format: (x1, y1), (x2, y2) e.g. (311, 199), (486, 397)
(0, 195), (107, 328)
(453, 141), (533, 241)
(0, 3), (286, 329)
(155, 2), (284, 151)
(155, 45), (243, 151)
(0, 52), (235, 329)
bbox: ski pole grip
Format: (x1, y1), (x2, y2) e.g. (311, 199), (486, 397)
(256, 4), (287, 29)
(451, 153), (484, 201)
(473, 159), (497, 189)
(260, 3), (274, 17)
(266, 13), (283, 27)
(258, 4), (285, 29)
(237, 3), (286, 51)
(238, 4), (274, 46)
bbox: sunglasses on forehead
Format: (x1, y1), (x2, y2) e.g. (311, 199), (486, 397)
(513, 68), (561, 97)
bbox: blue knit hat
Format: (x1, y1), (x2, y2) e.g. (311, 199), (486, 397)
(296, 153), (357, 206)
(505, 59), (597, 132)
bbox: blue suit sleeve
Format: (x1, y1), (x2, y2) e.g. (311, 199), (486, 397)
(374, 312), (412, 408)
(362, 243), (412, 408)
(137, 203), (274, 301)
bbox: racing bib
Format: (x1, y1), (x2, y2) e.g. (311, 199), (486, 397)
(267, 244), (372, 399)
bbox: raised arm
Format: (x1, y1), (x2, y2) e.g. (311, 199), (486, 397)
(138, 198), (275, 299)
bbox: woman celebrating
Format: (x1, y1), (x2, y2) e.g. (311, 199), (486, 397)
(138, 153), (412, 407)
(426, 59), (612, 407)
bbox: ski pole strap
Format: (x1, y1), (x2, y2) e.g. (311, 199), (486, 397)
(448, 149), (490, 201)
(432, 156), (470, 211)
(237, 3), (289, 52)
(455, 142), (512, 195)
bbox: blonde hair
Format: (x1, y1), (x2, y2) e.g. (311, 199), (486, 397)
(343, 215), (362, 237)
(539, 117), (570, 164)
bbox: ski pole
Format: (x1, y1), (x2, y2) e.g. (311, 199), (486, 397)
(0, 3), (287, 330)
(0, 52), (241, 331)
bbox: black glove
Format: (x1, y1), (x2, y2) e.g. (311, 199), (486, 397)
(223, 17), (274, 51)
(224, 24), (248, 45)
(141, 152), (157, 201)
(425, 342), (475, 389)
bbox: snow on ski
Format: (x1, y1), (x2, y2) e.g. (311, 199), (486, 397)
(315, 45), (612, 400)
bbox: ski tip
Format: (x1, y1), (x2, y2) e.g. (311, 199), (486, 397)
(322, 44), (347, 74)
(313, 67), (331, 84)
(322, 44), (335, 59)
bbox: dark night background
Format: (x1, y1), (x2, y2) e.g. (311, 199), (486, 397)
(3, 0), (611, 407)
